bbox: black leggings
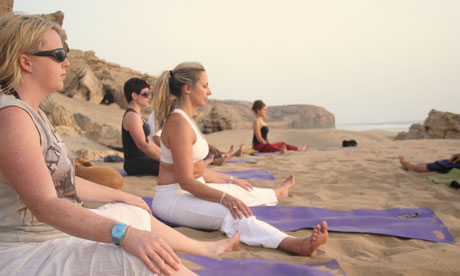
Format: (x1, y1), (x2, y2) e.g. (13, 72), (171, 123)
(123, 156), (160, 176)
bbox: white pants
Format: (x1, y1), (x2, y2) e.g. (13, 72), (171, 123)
(152, 179), (289, 249)
(0, 203), (156, 276)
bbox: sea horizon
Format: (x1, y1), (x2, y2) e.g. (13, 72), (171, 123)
(336, 120), (423, 132)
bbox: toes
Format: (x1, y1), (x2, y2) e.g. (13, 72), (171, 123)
(321, 221), (328, 232)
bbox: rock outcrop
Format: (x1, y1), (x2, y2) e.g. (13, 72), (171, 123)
(64, 49), (156, 109)
(3, 6), (336, 160)
(197, 100), (335, 130)
(0, 0), (12, 16)
(395, 109), (460, 140)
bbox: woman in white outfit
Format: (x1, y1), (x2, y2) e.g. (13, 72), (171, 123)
(151, 62), (328, 256)
(0, 13), (239, 276)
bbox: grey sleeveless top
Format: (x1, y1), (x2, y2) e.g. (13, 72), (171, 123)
(0, 94), (81, 242)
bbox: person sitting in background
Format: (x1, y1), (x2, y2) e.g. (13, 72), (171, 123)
(122, 78), (160, 175)
(399, 153), (460, 173)
(252, 100), (306, 153)
(151, 61), (328, 257)
(0, 13), (239, 276)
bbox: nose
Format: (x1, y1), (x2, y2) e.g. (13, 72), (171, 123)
(62, 58), (70, 68)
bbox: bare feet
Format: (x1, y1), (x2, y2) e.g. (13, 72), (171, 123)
(234, 144), (245, 157)
(204, 154), (215, 167)
(212, 154), (231, 166)
(226, 145), (235, 156)
(209, 231), (241, 257)
(280, 144), (288, 153)
(278, 221), (328, 257)
(299, 144), (307, 151)
(274, 174), (295, 198)
(399, 155), (429, 172)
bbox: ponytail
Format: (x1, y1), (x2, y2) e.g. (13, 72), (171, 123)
(152, 62), (205, 129)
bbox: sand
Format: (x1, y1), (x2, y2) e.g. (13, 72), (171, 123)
(98, 128), (460, 276)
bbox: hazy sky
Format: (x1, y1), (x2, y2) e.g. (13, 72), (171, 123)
(14, 0), (460, 124)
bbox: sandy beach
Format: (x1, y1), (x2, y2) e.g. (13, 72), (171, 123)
(99, 128), (460, 275)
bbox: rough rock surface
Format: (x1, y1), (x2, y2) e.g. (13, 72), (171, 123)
(0, 0), (12, 15)
(395, 109), (460, 140)
(3, 6), (336, 159)
(197, 100), (335, 130)
(64, 49), (157, 109)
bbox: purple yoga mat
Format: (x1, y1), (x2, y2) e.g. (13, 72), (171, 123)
(250, 151), (282, 156)
(251, 206), (453, 243)
(142, 197), (452, 242)
(226, 158), (259, 163)
(181, 254), (347, 276)
(217, 169), (275, 180)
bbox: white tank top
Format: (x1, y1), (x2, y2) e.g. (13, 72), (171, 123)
(160, 109), (209, 164)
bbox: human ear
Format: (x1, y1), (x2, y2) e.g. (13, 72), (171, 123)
(183, 83), (192, 95)
(18, 54), (33, 73)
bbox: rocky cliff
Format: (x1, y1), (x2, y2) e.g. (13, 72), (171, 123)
(0, 0), (12, 15)
(1, 6), (336, 159)
(395, 109), (460, 140)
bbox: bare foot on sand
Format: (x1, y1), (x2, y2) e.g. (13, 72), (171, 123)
(226, 145), (235, 155)
(280, 144), (288, 153)
(213, 154), (231, 166)
(204, 154), (214, 166)
(278, 221), (328, 257)
(209, 231), (241, 257)
(234, 144), (245, 157)
(399, 155), (428, 172)
(274, 174), (295, 198)
(299, 144), (307, 151)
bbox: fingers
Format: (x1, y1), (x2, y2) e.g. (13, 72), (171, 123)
(139, 199), (152, 215)
(449, 155), (455, 164)
(139, 254), (161, 275)
(147, 240), (181, 275)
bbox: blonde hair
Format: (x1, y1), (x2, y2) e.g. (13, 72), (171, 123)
(153, 62), (205, 129)
(0, 12), (64, 93)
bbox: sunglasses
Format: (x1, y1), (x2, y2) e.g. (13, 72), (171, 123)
(32, 48), (67, 62)
(139, 92), (150, 97)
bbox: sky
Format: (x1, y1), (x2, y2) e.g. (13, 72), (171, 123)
(13, 0), (460, 124)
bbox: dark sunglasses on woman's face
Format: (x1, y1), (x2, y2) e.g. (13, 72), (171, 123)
(139, 92), (150, 97)
(32, 48), (67, 62)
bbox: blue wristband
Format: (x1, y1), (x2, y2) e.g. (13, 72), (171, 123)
(111, 223), (127, 246)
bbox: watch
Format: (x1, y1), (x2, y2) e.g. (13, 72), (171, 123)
(111, 222), (127, 246)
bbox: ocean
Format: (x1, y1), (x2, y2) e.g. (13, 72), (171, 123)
(336, 121), (423, 132)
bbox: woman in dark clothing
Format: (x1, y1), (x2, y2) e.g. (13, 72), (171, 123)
(122, 78), (160, 175)
(252, 100), (306, 153)
(399, 153), (460, 173)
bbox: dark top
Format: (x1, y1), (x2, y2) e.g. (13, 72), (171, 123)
(253, 125), (269, 144)
(122, 108), (151, 160)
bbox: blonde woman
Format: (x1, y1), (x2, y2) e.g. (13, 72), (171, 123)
(151, 62), (328, 256)
(0, 13), (239, 276)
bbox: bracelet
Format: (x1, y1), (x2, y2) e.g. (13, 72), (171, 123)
(227, 175), (233, 184)
(219, 192), (226, 204)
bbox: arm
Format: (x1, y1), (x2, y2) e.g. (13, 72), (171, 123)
(153, 135), (161, 147)
(165, 115), (252, 219)
(75, 176), (151, 214)
(0, 107), (179, 275)
(147, 112), (162, 147)
(449, 153), (460, 164)
(124, 113), (161, 161)
(202, 168), (253, 191)
(253, 119), (267, 144)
